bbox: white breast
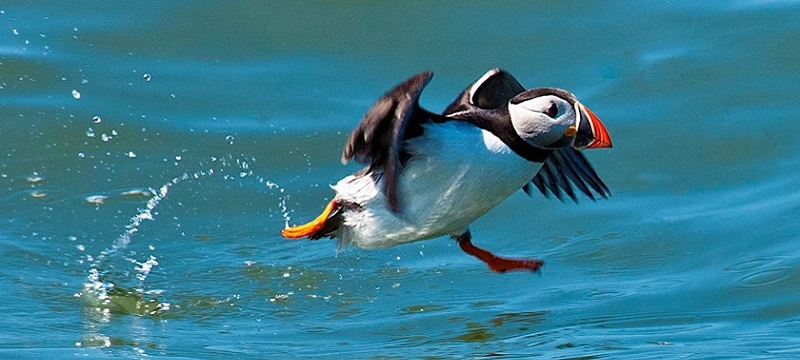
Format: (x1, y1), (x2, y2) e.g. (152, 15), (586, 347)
(333, 121), (542, 249)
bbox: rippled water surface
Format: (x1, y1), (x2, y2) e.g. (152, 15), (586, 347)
(2, 1), (800, 358)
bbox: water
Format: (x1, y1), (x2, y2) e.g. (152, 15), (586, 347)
(2, 1), (799, 358)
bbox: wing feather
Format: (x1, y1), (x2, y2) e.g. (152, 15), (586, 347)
(342, 71), (434, 213)
(527, 148), (610, 202)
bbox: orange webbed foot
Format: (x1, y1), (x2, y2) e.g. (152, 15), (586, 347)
(281, 200), (339, 239)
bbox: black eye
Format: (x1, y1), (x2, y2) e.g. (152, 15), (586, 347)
(545, 103), (558, 118)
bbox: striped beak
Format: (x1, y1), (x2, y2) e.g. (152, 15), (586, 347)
(573, 102), (612, 150)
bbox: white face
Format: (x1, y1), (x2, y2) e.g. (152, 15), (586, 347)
(508, 94), (577, 149)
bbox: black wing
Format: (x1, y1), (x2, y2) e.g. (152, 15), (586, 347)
(525, 148), (611, 202)
(443, 68), (526, 115)
(443, 68), (610, 202)
(342, 71), (435, 213)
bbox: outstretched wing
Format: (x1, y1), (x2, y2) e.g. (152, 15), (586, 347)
(342, 71), (435, 213)
(443, 68), (610, 202)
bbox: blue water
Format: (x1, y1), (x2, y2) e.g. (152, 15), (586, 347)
(2, 1), (799, 358)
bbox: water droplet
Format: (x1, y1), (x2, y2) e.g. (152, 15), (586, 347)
(85, 195), (107, 205)
(77, 244), (85, 252)
(100, 133), (110, 142)
(143, 73), (151, 82)
(68, 236), (77, 241)
(27, 175), (43, 183)
(12, 29), (19, 36)
(225, 135), (235, 144)
(120, 189), (152, 197)
(174, 155), (182, 162)
(86, 128), (95, 137)
(92, 115), (102, 124)
(78, 152), (85, 158)
(71, 89), (81, 99)
(127, 151), (137, 158)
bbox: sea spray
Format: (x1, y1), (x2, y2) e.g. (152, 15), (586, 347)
(77, 159), (292, 318)
(79, 174), (187, 318)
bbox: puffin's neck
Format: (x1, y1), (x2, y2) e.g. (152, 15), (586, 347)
(445, 110), (552, 163)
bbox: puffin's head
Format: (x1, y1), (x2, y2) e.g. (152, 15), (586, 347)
(508, 88), (612, 150)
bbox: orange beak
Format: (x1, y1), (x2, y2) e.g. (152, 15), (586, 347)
(573, 102), (612, 150)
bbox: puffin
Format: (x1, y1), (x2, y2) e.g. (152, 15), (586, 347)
(281, 69), (612, 273)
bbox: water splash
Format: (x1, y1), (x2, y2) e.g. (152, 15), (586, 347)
(79, 174), (187, 318)
(77, 151), (292, 318)
(265, 180), (291, 227)
(104, 176), (182, 261)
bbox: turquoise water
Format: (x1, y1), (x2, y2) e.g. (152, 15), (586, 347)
(2, 1), (799, 358)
